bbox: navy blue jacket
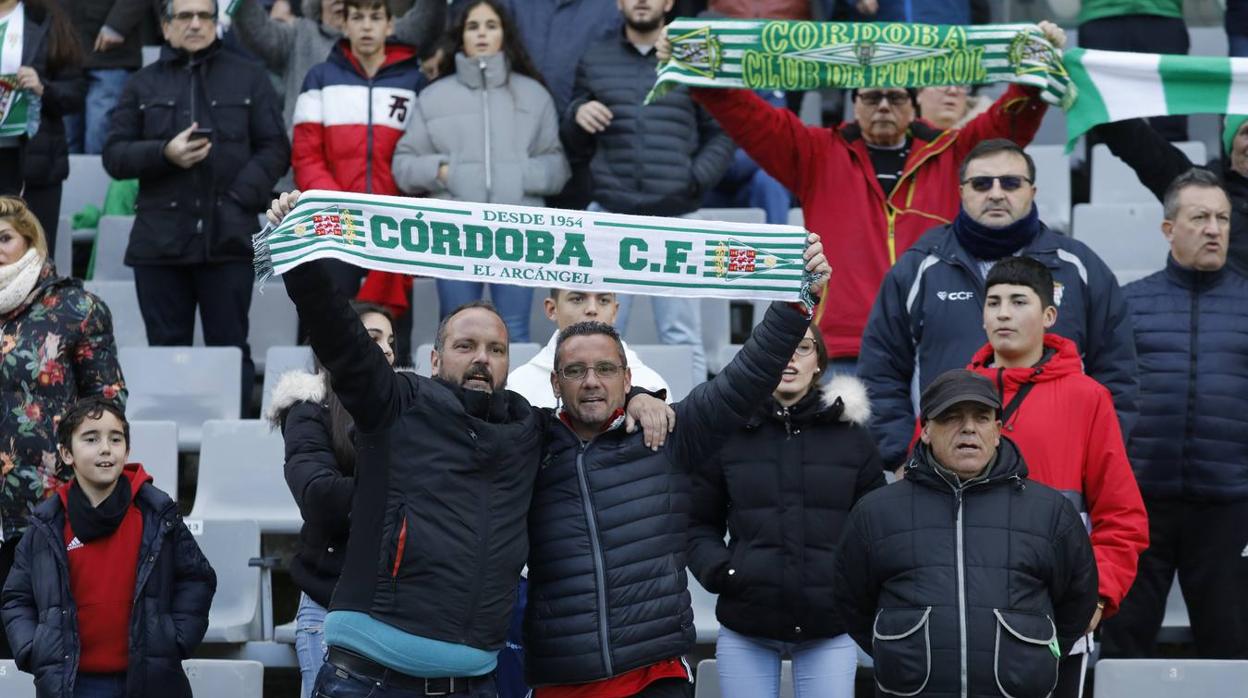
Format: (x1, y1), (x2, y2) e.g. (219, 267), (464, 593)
(0, 480), (216, 698)
(1123, 257), (1248, 502)
(859, 221), (1139, 467)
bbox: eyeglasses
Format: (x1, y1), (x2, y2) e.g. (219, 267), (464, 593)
(857, 91), (911, 107)
(794, 339), (817, 357)
(171, 10), (216, 22)
(961, 175), (1033, 192)
(557, 362), (624, 381)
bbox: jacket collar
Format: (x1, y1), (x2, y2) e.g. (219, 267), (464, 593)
(904, 436), (1029, 492)
(334, 39), (419, 78)
(1164, 253), (1227, 290)
(159, 38), (223, 66)
(264, 370), (326, 427)
(968, 334), (1081, 389)
(746, 374), (873, 429)
(455, 51), (509, 89)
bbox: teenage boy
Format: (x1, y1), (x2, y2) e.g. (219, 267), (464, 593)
(0, 398), (217, 698)
(292, 0), (427, 303)
(966, 256), (1149, 698)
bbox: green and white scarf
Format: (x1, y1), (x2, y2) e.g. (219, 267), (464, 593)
(0, 2), (31, 139)
(253, 191), (820, 306)
(648, 18), (1074, 108)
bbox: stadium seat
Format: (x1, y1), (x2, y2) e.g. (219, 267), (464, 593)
(414, 342), (542, 378)
(118, 346), (242, 450)
(1026, 144), (1072, 233)
(183, 659), (264, 698)
(129, 420), (178, 500)
(274, 621), (297, 645)
(261, 345), (315, 417)
(409, 278), (442, 349)
(1091, 141), (1207, 204)
(1158, 576), (1193, 644)
(55, 216), (72, 277)
(60, 155), (110, 220)
(1093, 659), (1248, 698)
(692, 207), (767, 225)
(190, 420), (299, 534)
(93, 215), (135, 281)
(631, 344), (697, 402)
(689, 575), (719, 644)
(193, 518), (264, 643)
(694, 659), (795, 698)
(0, 660), (34, 698)
(84, 280), (147, 347)
(1071, 203), (1169, 285)
(701, 298), (732, 374)
(787, 208), (804, 227)
(246, 284), (299, 374)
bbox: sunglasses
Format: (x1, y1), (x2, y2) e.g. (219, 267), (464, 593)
(170, 11), (216, 22)
(857, 91), (911, 107)
(961, 175), (1032, 192)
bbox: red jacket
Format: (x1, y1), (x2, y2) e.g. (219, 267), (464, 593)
(707, 0), (810, 19)
(968, 335), (1148, 616)
(692, 85), (1046, 357)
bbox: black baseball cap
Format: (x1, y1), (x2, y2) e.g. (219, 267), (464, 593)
(920, 369), (1001, 422)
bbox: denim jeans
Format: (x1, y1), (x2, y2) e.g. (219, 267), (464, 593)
(494, 578), (528, 698)
(64, 69), (131, 155)
(714, 626), (857, 698)
(296, 593), (329, 698)
(436, 279), (533, 343)
(73, 673), (126, 698)
(312, 662), (498, 697)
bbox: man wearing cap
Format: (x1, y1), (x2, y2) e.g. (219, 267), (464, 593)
(833, 368), (1099, 698)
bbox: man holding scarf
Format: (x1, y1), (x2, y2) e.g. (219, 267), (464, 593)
(858, 139), (1138, 471)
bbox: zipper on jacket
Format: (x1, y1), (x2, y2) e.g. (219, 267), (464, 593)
(365, 76), (375, 194)
(574, 445), (614, 676)
(1181, 284), (1200, 492)
(479, 59), (493, 201)
(942, 476), (987, 698)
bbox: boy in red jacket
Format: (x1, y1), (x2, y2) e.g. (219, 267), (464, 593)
(968, 256), (1148, 697)
(1, 398), (215, 698)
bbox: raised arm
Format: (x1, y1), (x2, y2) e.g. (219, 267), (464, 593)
(391, 0), (447, 53)
(230, 0), (298, 73)
(1091, 118), (1194, 202)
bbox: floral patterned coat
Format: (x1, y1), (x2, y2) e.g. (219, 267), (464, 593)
(0, 263), (126, 539)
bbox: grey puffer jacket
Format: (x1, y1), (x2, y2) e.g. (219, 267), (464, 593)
(392, 52), (570, 205)
(231, 0), (444, 131)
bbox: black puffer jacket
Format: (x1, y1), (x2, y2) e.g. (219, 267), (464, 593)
(833, 439), (1099, 698)
(560, 29), (733, 216)
(19, 3), (85, 188)
(0, 471), (217, 698)
(68, 0), (146, 71)
(102, 40), (289, 266)
(688, 375), (885, 643)
(267, 370), (353, 609)
(285, 259), (544, 651)
(524, 301), (810, 686)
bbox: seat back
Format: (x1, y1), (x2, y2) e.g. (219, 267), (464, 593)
(190, 519), (262, 643)
(118, 347), (241, 450)
(1026, 144), (1072, 233)
(60, 155), (110, 219)
(94, 215), (135, 281)
(183, 659), (265, 698)
(85, 281), (147, 347)
(261, 346), (316, 417)
(1091, 141), (1207, 204)
(0, 660), (35, 698)
(190, 420), (298, 534)
(1093, 659), (1248, 698)
(692, 208), (767, 225)
(694, 659), (794, 698)
(128, 420), (178, 500)
(1071, 203), (1169, 285)
(631, 344), (697, 402)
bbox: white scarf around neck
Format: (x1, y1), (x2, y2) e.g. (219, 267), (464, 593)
(0, 247), (44, 315)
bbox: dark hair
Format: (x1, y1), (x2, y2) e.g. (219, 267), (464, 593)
(438, 0), (548, 89)
(162, 0), (220, 20)
(343, 0), (390, 19)
(958, 138), (1036, 182)
(554, 321), (627, 371)
(314, 301), (395, 472)
(29, 0), (83, 72)
(1162, 167), (1225, 220)
(434, 299), (507, 353)
(985, 256), (1055, 308)
(57, 397), (129, 453)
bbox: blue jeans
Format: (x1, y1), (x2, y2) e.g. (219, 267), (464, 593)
(64, 69), (130, 155)
(296, 593), (329, 698)
(312, 662), (497, 697)
(494, 578), (527, 698)
(74, 673), (126, 698)
(436, 279), (533, 343)
(614, 294), (706, 379)
(715, 626), (857, 698)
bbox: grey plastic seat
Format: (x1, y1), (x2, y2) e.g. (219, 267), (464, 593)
(84, 280), (147, 347)
(192, 518), (263, 643)
(0, 660), (35, 698)
(689, 575), (719, 644)
(631, 344), (697, 402)
(1091, 141), (1207, 204)
(183, 659), (264, 698)
(128, 420), (178, 500)
(786, 208), (804, 227)
(1093, 659), (1248, 698)
(692, 208), (767, 225)
(701, 298), (731, 374)
(261, 345), (315, 417)
(1071, 202), (1169, 285)
(695, 659), (795, 698)
(93, 215), (134, 281)
(413, 342), (542, 378)
(409, 278), (442, 349)
(247, 284), (299, 374)
(1157, 575), (1193, 644)
(118, 346), (241, 450)
(189, 420), (299, 534)
(1026, 144), (1072, 233)
(60, 155), (110, 219)
(55, 216), (72, 277)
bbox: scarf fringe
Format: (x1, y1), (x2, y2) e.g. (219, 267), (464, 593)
(252, 223), (275, 287)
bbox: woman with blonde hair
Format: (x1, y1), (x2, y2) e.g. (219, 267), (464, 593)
(0, 195), (125, 657)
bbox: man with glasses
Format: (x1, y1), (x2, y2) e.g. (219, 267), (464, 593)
(103, 0), (289, 405)
(858, 139), (1138, 473)
(523, 238), (829, 698)
(657, 21), (1064, 376)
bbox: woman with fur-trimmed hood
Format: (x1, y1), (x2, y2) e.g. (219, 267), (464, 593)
(687, 324), (885, 698)
(264, 301), (396, 698)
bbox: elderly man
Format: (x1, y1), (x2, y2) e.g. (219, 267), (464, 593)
(1102, 169), (1248, 660)
(859, 139), (1138, 470)
(657, 22), (1064, 369)
(833, 368), (1100, 698)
